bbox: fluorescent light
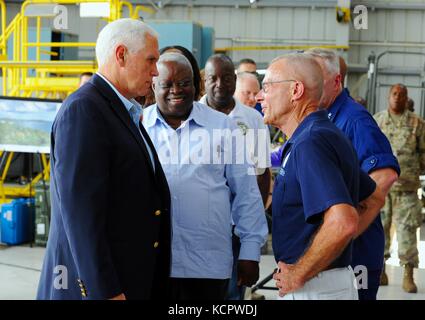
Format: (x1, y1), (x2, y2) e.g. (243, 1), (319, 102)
(80, 3), (110, 18)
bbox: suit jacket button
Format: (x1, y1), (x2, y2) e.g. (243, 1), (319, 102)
(155, 210), (161, 216)
(154, 241), (159, 248)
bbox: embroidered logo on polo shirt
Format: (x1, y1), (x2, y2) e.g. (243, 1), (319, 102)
(236, 121), (249, 135)
(279, 151), (291, 176)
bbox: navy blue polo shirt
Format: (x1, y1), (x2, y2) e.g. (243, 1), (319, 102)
(328, 89), (400, 270)
(272, 110), (376, 268)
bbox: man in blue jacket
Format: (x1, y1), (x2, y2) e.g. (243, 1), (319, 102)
(37, 19), (171, 300)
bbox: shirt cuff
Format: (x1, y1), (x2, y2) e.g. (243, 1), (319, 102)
(361, 154), (400, 175)
(238, 241), (262, 262)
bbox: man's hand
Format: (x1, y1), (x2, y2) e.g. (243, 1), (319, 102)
(273, 261), (305, 297)
(109, 293), (126, 300)
(237, 260), (259, 287)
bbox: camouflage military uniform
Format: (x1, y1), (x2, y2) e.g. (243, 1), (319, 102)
(374, 110), (425, 267)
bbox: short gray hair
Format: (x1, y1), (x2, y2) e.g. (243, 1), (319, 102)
(157, 52), (194, 76)
(96, 18), (158, 67)
(236, 72), (260, 85)
(304, 48), (340, 76)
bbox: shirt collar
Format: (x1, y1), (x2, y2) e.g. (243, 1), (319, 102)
(386, 108), (409, 123)
(200, 94), (237, 116)
(327, 88), (349, 121)
(289, 110), (329, 145)
(145, 101), (207, 128)
(96, 72), (140, 113)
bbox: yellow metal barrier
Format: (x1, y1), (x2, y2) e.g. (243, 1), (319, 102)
(0, 152), (51, 205)
(0, 0), (155, 98)
(0, 0), (156, 200)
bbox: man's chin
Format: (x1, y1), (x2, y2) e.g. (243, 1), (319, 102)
(212, 96), (231, 105)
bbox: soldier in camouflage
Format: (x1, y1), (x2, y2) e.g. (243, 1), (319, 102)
(374, 84), (425, 293)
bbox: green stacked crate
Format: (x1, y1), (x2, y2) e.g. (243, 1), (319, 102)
(34, 181), (50, 247)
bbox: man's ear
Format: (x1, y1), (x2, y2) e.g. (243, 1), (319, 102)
(292, 81), (305, 101)
(335, 74), (342, 89)
(116, 45), (126, 67)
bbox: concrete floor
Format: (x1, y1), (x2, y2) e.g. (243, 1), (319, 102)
(0, 225), (425, 300)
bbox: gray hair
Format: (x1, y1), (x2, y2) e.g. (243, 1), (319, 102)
(304, 48), (340, 76)
(157, 52), (193, 76)
(236, 72), (260, 86)
(96, 18), (158, 67)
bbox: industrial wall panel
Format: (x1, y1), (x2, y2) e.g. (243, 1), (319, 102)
(292, 8), (311, 40)
(140, 5), (336, 65)
(309, 8), (327, 41)
(349, 8), (425, 115)
(6, 2), (425, 114)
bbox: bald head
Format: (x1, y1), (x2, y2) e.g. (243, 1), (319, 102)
(206, 54), (234, 72)
(235, 72), (260, 107)
(204, 54), (237, 109)
(270, 54), (323, 101)
(257, 53), (323, 131)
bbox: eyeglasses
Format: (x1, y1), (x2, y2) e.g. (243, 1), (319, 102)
(261, 79), (296, 93)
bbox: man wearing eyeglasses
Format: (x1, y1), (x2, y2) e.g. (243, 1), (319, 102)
(143, 53), (268, 300)
(305, 49), (400, 300)
(256, 53), (384, 300)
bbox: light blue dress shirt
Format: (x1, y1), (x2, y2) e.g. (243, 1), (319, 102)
(143, 102), (268, 279)
(96, 72), (155, 171)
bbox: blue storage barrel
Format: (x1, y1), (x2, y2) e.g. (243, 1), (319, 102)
(1, 198), (35, 245)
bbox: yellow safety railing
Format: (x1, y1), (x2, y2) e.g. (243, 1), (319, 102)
(0, 0), (154, 98)
(0, 0), (155, 203)
(0, 0), (6, 95)
(0, 152), (50, 205)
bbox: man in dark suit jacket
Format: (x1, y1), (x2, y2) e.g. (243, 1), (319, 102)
(37, 18), (171, 300)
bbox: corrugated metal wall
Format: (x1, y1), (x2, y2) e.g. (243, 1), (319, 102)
(350, 7), (425, 114)
(150, 5), (338, 66)
(146, 2), (425, 115)
(4, 1), (425, 115)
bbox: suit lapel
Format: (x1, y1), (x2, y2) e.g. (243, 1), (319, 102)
(139, 122), (171, 201)
(90, 74), (155, 175)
